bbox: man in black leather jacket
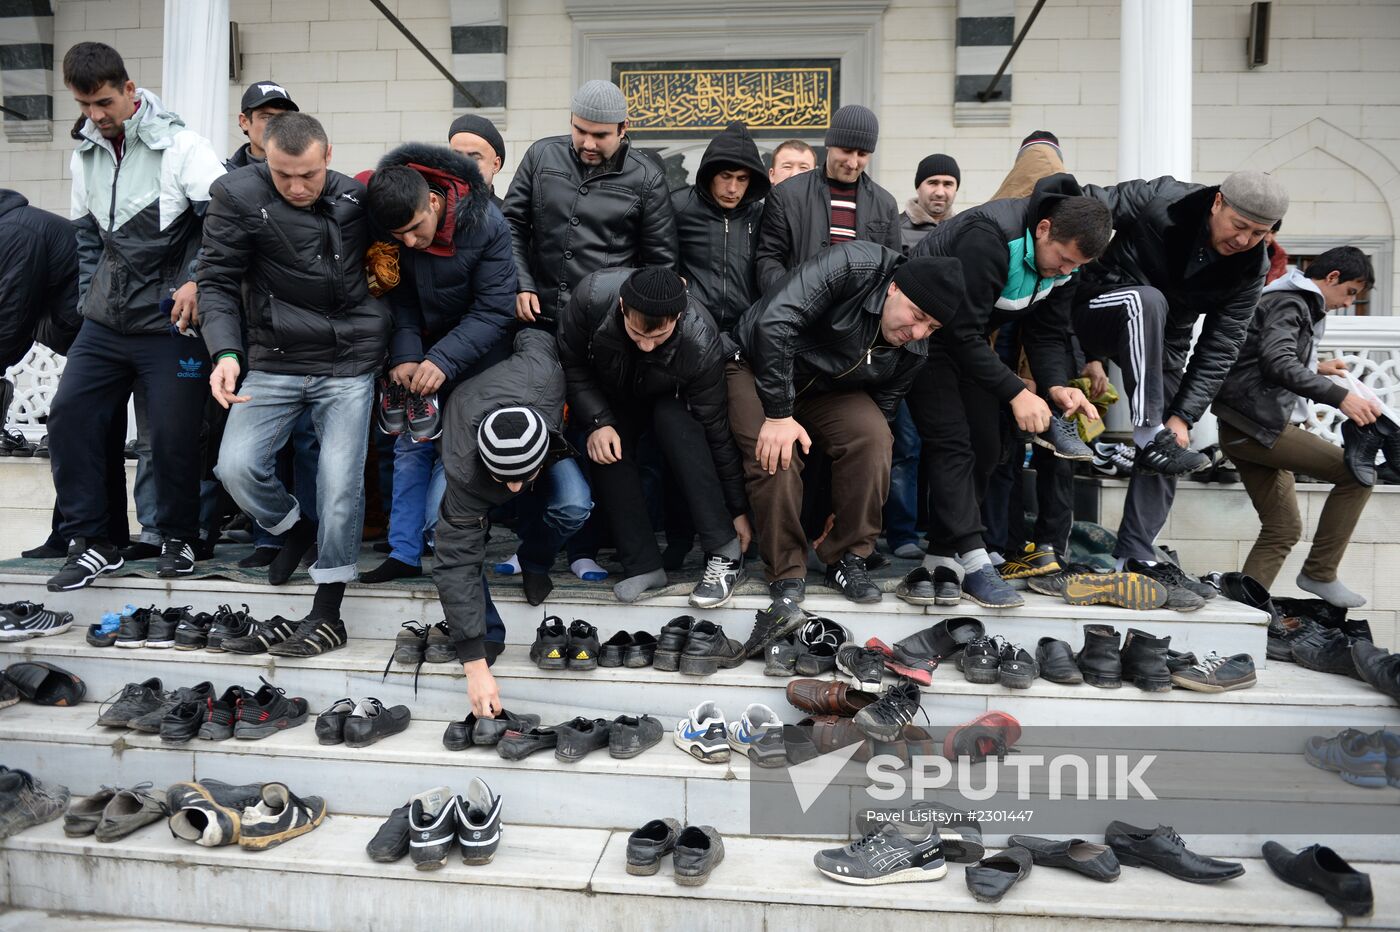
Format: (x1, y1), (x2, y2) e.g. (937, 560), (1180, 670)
(198, 113), (391, 652)
(557, 266), (752, 606)
(729, 241), (963, 605)
(1076, 169), (1287, 567)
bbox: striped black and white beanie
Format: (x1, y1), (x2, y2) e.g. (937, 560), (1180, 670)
(478, 406), (549, 479)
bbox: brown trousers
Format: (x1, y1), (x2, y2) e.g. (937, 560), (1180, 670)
(1219, 421), (1372, 587)
(726, 361), (892, 581)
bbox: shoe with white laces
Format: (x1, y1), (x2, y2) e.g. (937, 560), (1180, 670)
(674, 700), (729, 764)
(45, 538), (123, 591)
(0, 601), (74, 641)
(1169, 651), (1257, 692)
(689, 553), (745, 608)
(814, 823), (948, 886)
(156, 538), (196, 578)
(726, 703), (786, 768)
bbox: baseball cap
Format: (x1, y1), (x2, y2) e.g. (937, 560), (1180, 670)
(241, 81), (298, 114)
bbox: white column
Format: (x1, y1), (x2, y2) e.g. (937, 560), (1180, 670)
(161, 0), (230, 158)
(1118, 0), (1192, 182)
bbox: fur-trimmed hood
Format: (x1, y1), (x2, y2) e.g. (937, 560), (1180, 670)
(378, 142), (490, 236)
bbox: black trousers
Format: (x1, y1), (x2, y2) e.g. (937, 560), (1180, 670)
(906, 345), (1008, 557)
(48, 319), (209, 542)
(983, 443), (1075, 557)
(589, 395), (736, 577)
(41, 411), (132, 549)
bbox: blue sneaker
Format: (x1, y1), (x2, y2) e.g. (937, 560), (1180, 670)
(86, 607), (130, 648)
(1382, 731), (1400, 789)
(1304, 729), (1388, 788)
(961, 565), (1025, 608)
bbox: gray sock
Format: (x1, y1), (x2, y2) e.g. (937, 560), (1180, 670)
(614, 568), (668, 603)
(716, 536), (742, 561)
(893, 542), (925, 560)
(922, 553), (964, 580)
(958, 548), (993, 573)
(1296, 572), (1367, 609)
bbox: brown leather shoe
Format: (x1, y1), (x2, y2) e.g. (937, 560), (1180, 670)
(785, 678), (878, 717)
(804, 715), (868, 756)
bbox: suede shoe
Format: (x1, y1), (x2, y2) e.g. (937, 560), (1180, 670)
(679, 620), (745, 676)
(1120, 628), (1173, 692)
(961, 564), (1024, 608)
(895, 565), (961, 606)
(1034, 414), (1093, 460)
(1106, 821), (1244, 883)
(0, 769), (68, 840)
(1077, 625), (1123, 688)
(528, 616), (569, 670)
(1262, 842), (1372, 916)
(1036, 637), (1083, 684)
(652, 615), (696, 672)
(1009, 835), (1120, 881)
(785, 678), (877, 717)
(554, 716), (612, 762)
(626, 817), (681, 875)
(94, 783), (167, 842)
(96, 677), (166, 728)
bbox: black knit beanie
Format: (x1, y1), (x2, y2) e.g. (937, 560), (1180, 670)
(825, 104), (879, 152)
(478, 407), (549, 480)
(620, 267), (687, 319)
(915, 153), (961, 189)
(447, 113), (505, 163)
(893, 256), (964, 327)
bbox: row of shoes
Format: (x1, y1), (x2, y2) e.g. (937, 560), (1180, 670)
(1274, 617), (1400, 701)
(368, 779), (500, 868)
(0, 601), (74, 641)
(495, 713), (665, 763)
(316, 697), (411, 748)
(88, 602), (347, 658)
(0, 426), (46, 457)
(625, 819), (725, 886)
(1304, 727), (1400, 789)
(0, 660), (85, 708)
(167, 779), (326, 851)
(95, 676), (310, 744)
(376, 376), (441, 442)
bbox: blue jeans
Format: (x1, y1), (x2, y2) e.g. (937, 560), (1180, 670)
(387, 431), (447, 567)
(253, 409), (321, 550)
(514, 457), (592, 574)
(215, 371), (373, 584)
(883, 401), (921, 550)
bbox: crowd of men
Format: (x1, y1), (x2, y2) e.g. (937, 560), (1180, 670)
(1, 41), (1391, 719)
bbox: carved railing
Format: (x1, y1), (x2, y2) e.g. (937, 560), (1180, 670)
(3, 345), (64, 440)
(1309, 316), (1400, 444)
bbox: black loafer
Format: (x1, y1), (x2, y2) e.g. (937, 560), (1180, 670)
(626, 818), (681, 875)
(965, 847), (1033, 902)
(554, 716), (611, 762)
(623, 631), (658, 667)
(1107, 821), (1244, 883)
(599, 631), (633, 667)
(1261, 841), (1373, 917)
(496, 726), (558, 761)
(1035, 637), (1083, 684)
(343, 699), (411, 748)
(1010, 834), (1120, 881)
(315, 698), (355, 745)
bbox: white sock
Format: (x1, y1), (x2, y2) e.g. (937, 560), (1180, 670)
(570, 558), (608, 581)
(493, 553), (521, 575)
(988, 551), (1005, 567)
(958, 548), (992, 573)
(1133, 425), (1163, 448)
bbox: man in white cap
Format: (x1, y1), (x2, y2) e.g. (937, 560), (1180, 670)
(503, 79), (677, 327)
(1074, 169), (1289, 597)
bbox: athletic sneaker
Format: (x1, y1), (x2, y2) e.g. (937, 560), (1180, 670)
(1092, 441), (1135, 478)
(167, 780), (264, 847)
(675, 700), (729, 763)
(268, 616), (348, 657)
(199, 685), (251, 741)
(689, 553), (745, 608)
(1124, 558), (1216, 601)
(376, 375), (408, 436)
(129, 681), (213, 734)
(825, 552), (882, 603)
(853, 677), (922, 742)
(1033, 415), (1093, 460)
(406, 392), (441, 442)
(1062, 571), (1168, 610)
(173, 611), (216, 650)
(836, 645), (886, 692)
(45, 538), (123, 591)
(145, 606), (194, 649)
(96, 677), (167, 728)
(238, 782), (327, 850)
(221, 615), (299, 655)
(997, 543), (1061, 581)
(409, 785), (456, 870)
(0, 602), (74, 641)
(453, 777), (503, 865)
(814, 823), (947, 885)
(1304, 729), (1388, 788)
(1135, 429), (1210, 476)
(205, 603), (256, 652)
(157, 538), (196, 578)
(234, 677), (310, 740)
(726, 703), (786, 768)
(114, 605), (158, 649)
(961, 565), (1024, 608)
(741, 597), (809, 659)
(528, 616), (569, 670)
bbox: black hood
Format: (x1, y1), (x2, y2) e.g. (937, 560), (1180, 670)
(377, 142), (489, 235)
(0, 188), (28, 220)
(1025, 172), (1085, 225)
(695, 121), (770, 209)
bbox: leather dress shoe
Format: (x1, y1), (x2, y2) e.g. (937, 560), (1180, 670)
(1035, 637), (1083, 684)
(1106, 821), (1244, 883)
(785, 678), (877, 717)
(895, 617), (984, 664)
(554, 716), (611, 762)
(496, 726), (559, 761)
(1341, 420), (1381, 487)
(1009, 834), (1120, 881)
(442, 708), (541, 751)
(965, 847), (1033, 902)
(1261, 841), (1373, 917)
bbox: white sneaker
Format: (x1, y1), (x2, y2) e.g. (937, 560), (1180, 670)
(726, 703), (786, 769)
(674, 700), (728, 764)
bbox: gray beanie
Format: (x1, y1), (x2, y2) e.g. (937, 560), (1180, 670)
(825, 104), (879, 152)
(1219, 170), (1289, 225)
(571, 79), (628, 124)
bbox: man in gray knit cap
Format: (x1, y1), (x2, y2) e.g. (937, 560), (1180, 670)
(502, 79), (677, 327)
(754, 103), (901, 292)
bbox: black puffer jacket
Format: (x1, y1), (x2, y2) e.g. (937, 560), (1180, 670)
(734, 241), (932, 420)
(0, 189), (81, 368)
(557, 267), (747, 517)
(502, 135), (678, 321)
(1212, 270), (1348, 448)
(754, 168), (901, 293)
(1080, 177), (1269, 426)
(197, 163), (391, 377)
(670, 122), (770, 333)
(912, 173), (1082, 401)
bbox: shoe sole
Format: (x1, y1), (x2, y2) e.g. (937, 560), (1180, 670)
(234, 714), (308, 739)
(626, 860), (664, 876)
(893, 585), (939, 606)
(1263, 861), (1375, 916)
(156, 566), (195, 578)
(652, 650), (681, 673)
(674, 848), (725, 886)
(961, 590), (1025, 609)
(1063, 574), (1168, 610)
(114, 640), (147, 649)
(145, 638), (175, 649)
(674, 732), (729, 763)
(198, 723), (234, 741)
(238, 802), (327, 851)
(0, 621), (74, 641)
(1169, 672), (1257, 692)
(938, 829), (985, 863)
(678, 654), (744, 676)
(1082, 672), (1123, 688)
(816, 862), (948, 885)
(999, 670), (1035, 689)
(998, 562), (1060, 580)
(46, 557), (124, 591)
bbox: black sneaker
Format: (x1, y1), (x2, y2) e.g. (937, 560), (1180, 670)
(366, 803), (411, 863)
(46, 538), (123, 591)
(376, 375), (408, 436)
(406, 391), (441, 442)
(959, 635), (1003, 685)
(391, 621), (430, 664)
(528, 616), (569, 670)
(173, 611), (215, 650)
(453, 777), (502, 865)
(997, 642), (1039, 689)
(95, 677), (166, 728)
(160, 698), (209, 744)
(678, 620), (746, 676)
(424, 621), (455, 663)
(764, 636), (799, 677)
(199, 686), (250, 741)
(156, 538), (196, 578)
(853, 677), (922, 742)
(1170, 651), (1257, 692)
(408, 785), (456, 870)
(566, 619), (601, 670)
(1123, 559), (1209, 611)
(836, 645), (886, 692)
(689, 553), (745, 608)
(222, 615), (299, 655)
(1292, 627), (1360, 678)
(238, 782), (327, 851)
(234, 677), (310, 739)
(768, 577), (806, 604)
(741, 598), (809, 659)
(267, 616), (349, 657)
(825, 553), (882, 603)
(1135, 430), (1210, 476)
(0, 602), (74, 642)
(114, 605), (156, 649)
(130, 681), (214, 734)
(144, 606), (194, 649)
(1033, 415), (1093, 460)
(609, 714), (664, 759)
(554, 716), (612, 762)
(652, 615), (696, 673)
(895, 565), (961, 606)
(795, 617), (850, 676)
(205, 603), (256, 652)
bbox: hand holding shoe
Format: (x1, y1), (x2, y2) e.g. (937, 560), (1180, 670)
(1164, 414), (1191, 448)
(1010, 389), (1052, 433)
(409, 359), (446, 396)
(1047, 384), (1099, 421)
(1340, 392), (1381, 427)
(464, 659), (500, 718)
